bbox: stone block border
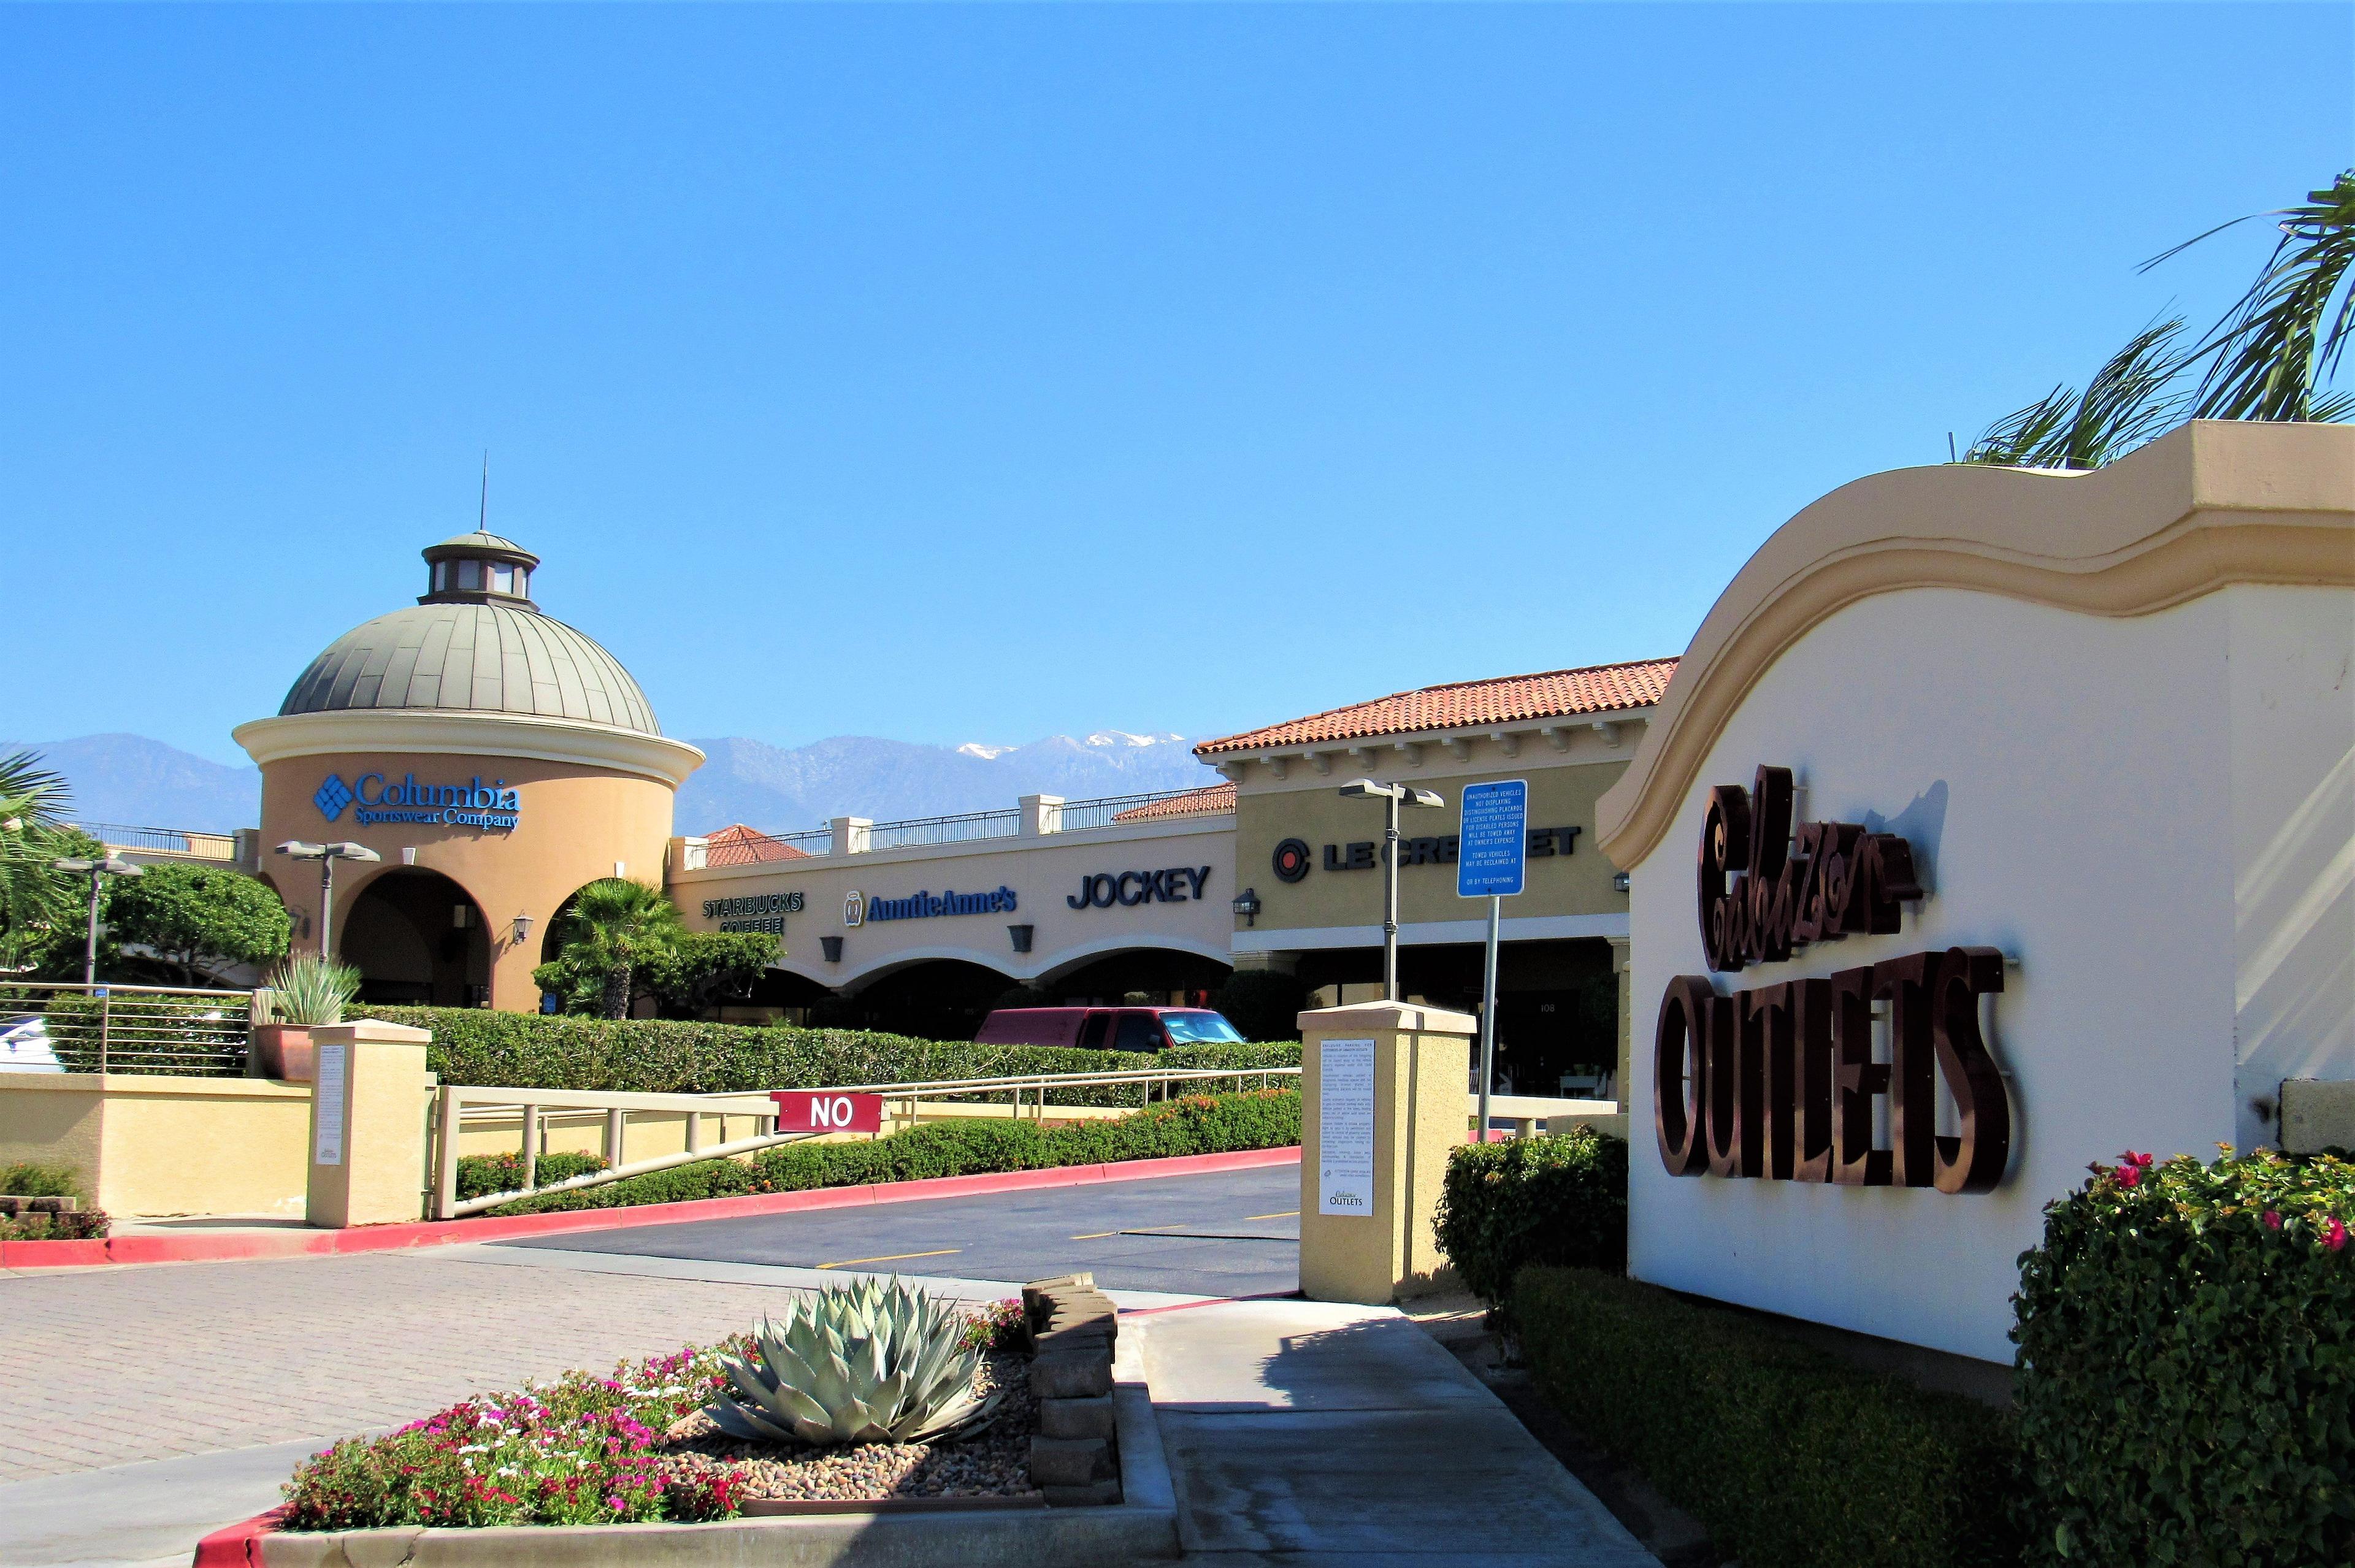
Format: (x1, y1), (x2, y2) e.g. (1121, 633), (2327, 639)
(3, 1145), (1300, 1271)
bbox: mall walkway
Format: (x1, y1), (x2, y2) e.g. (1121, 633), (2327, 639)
(1133, 1297), (1660, 1566)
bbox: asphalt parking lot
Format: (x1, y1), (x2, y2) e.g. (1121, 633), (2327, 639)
(499, 1162), (1303, 1297)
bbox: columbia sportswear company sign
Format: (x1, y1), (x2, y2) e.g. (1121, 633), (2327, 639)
(1653, 765), (2012, 1196)
(313, 770), (521, 833)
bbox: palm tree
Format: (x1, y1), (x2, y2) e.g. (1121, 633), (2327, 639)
(550, 879), (685, 1019)
(1964, 318), (2193, 469)
(2148, 169), (2355, 423)
(0, 750), (79, 973)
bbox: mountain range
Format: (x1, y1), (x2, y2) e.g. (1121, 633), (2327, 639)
(2, 730), (1219, 836)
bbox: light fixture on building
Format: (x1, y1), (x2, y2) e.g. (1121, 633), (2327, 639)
(50, 854), (143, 986)
(1336, 779), (1445, 1001)
(1231, 887), (1261, 928)
(819, 935), (844, 963)
(1008, 924), (1034, 954)
(275, 840), (381, 958)
(1612, 871), (1631, 893)
(511, 911), (534, 944)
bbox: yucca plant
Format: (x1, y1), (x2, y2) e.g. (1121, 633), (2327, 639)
(704, 1277), (1001, 1446)
(266, 952), (362, 1026)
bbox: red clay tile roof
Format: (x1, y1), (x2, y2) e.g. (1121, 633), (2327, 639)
(1194, 658), (1678, 757)
(1111, 781), (1238, 821)
(702, 824), (814, 866)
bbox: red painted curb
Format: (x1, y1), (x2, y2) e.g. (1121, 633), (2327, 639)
(191, 1506), (282, 1566)
(1, 1145), (1303, 1271)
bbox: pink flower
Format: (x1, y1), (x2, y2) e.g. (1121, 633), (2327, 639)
(2116, 1164), (2142, 1189)
(2264, 1210), (2283, 1231)
(2327, 1217), (2347, 1253)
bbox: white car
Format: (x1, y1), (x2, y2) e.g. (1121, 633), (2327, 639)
(0, 1015), (66, 1073)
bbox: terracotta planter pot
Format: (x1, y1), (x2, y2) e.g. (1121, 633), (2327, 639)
(250, 1023), (317, 1082)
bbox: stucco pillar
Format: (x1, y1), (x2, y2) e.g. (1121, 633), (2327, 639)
(1608, 935), (1632, 1106)
(1018, 795), (1063, 836)
(305, 1020), (431, 1228)
(1297, 1001), (1475, 1305)
(830, 816), (873, 855)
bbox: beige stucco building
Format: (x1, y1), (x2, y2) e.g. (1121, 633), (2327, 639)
(233, 530), (702, 1012)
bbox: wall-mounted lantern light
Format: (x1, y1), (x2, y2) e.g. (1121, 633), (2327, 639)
(1007, 924), (1034, 954)
(511, 911), (534, 944)
(819, 935), (844, 963)
(1231, 887), (1261, 928)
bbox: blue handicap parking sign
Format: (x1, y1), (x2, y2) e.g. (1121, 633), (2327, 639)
(1457, 779), (1528, 899)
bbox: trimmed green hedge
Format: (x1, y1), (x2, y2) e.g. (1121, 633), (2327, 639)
(1431, 1128), (1626, 1304)
(372, 1006), (1296, 1103)
(456, 1151), (608, 1201)
(1513, 1268), (2019, 1568)
(481, 1087), (1301, 1217)
(2012, 1147), (2355, 1568)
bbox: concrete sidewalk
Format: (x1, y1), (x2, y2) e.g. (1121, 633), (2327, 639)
(1133, 1298), (1660, 1566)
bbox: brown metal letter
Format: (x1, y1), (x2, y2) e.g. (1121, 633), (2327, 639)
(1697, 785), (1750, 973)
(1790, 976), (1834, 1182)
(1873, 952), (1939, 1187)
(1829, 965), (1891, 1185)
(1745, 982), (1796, 1179)
(1653, 977), (1718, 1176)
(1930, 947), (2010, 1194)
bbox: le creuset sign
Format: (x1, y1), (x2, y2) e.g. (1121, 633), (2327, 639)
(1653, 765), (2012, 1196)
(1270, 827), (1580, 883)
(313, 771), (520, 833)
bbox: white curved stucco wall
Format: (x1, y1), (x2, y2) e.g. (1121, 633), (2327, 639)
(1625, 581), (2354, 1363)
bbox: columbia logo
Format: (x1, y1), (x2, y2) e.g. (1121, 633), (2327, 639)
(313, 774), (354, 822)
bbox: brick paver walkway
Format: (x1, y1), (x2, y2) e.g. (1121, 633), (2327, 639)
(0, 1250), (815, 1478)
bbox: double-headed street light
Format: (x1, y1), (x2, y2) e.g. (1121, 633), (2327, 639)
(275, 841), (381, 958)
(1337, 779), (1445, 1003)
(50, 855), (143, 986)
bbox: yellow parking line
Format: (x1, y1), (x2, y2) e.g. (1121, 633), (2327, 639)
(1244, 1211), (1298, 1221)
(1069, 1230), (1119, 1241)
(814, 1249), (961, 1271)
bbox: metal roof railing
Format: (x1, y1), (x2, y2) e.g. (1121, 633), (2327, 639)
(1051, 786), (1236, 833)
(864, 807), (1020, 852)
(77, 824), (240, 862)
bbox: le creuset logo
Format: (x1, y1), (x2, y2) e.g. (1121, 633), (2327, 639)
(313, 771), (522, 833)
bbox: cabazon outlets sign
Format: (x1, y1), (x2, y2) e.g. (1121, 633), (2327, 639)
(1653, 766), (2012, 1196)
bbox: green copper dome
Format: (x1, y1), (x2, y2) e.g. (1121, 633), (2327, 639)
(277, 533), (661, 735)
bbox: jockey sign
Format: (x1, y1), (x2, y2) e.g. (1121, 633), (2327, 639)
(771, 1090), (885, 1135)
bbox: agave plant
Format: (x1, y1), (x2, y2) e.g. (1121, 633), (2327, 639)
(264, 952), (362, 1026)
(704, 1277), (1001, 1446)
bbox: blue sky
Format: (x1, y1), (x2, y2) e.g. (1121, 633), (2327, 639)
(4, 4), (2346, 767)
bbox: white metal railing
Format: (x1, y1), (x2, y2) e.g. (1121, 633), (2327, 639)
(77, 822), (241, 862)
(0, 982), (254, 1076)
(432, 1063), (1301, 1220)
(864, 808), (1021, 852)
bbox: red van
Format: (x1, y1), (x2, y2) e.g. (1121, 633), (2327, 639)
(975, 1006), (1247, 1053)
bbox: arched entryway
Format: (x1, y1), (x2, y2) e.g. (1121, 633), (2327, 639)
(822, 957), (1016, 1039)
(339, 869), (492, 1008)
(1039, 946), (1231, 1009)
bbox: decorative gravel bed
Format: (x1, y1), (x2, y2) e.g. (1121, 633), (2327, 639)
(654, 1349), (1041, 1505)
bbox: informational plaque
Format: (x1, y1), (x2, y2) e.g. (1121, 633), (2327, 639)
(1317, 1038), (1377, 1218)
(313, 1043), (347, 1168)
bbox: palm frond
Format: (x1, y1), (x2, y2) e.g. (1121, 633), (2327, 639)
(2145, 170), (2355, 423)
(0, 749), (74, 833)
(1964, 319), (2193, 469)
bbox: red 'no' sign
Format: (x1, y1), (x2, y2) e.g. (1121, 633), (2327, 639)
(771, 1090), (885, 1134)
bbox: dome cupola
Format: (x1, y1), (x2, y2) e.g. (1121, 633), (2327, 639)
(420, 530), (540, 608)
(273, 529), (661, 735)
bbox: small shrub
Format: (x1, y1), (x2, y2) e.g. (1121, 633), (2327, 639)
(962, 1298), (1027, 1352)
(1, 1161), (85, 1199)
(1514, 1267), (2018, 1568)
(0, 1207), (109, 1241)
(482, 1087), (1301, 1217)
(454, 1151), (609, 1201)
(2012, 1147), (2355, 1568)
(1432, 1127), (1626, 1305)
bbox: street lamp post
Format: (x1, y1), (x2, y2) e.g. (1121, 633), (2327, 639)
(275, 841), (382, 958)
(1337, 779), (1444, 1003)
(50, 855), (144, 985)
